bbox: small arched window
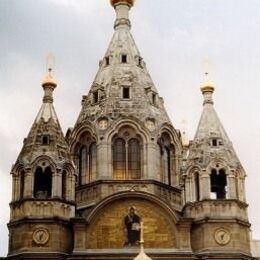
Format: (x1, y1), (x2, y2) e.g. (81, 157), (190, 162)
(20, 170), (25, 199)
(158, 133), (174, 186)
(78, 141), (97, 185)
(210, 168), (227, 199)
(34, 167), (52, 199)
(62, 171), (67, 200)
(79, 146), (88, 185)
(90, 142), (97, 181)
(195, 172), (200, 201)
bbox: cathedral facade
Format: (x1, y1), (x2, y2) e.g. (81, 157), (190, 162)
(7, 0), (254, 259)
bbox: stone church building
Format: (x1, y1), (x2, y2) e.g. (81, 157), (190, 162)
(6, 0), (254, 259)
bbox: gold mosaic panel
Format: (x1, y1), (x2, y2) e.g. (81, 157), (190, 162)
(86, 198), (177, 249)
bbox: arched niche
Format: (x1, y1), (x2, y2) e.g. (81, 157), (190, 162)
(84, 193), (178, 249)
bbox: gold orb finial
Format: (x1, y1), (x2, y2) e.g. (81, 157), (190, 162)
(42, 53), (57, 87)
(110, 0), (135, 8)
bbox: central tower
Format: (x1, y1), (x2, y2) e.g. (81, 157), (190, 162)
(68, 0), (188, 255)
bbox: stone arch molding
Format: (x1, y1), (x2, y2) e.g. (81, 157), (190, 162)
(83, 191), (180, 249)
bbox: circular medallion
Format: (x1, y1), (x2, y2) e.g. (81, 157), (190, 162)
(145, 119), (155, 131)
(33, 228), (49, 245)
(214, 228), (231, 245)
(98, 119), (108, 130)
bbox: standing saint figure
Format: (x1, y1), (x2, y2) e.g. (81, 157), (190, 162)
(124, 206), (141, 246)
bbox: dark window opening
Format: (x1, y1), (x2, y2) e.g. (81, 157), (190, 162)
(20, 171), (25, 199)
(122, 87), (130, 99)
(105, 56), (110, 66)
(79, 146), (87, 186)
(195, 172), (200, 201)
(93, 91), (99, 104)
(166, 147), (171, 185)
(152, 93), (156, 105)
(138, 57), (142, 67)
(121, 54), (127, 63)
(34, 167), (52, 199)
(42, 135), (50, 145)
(210, 169), (227, 199)
(62, 171), (66, 200)
(212, 139), (218, 147)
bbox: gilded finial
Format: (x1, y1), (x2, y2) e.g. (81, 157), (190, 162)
(110, 0), (135, 8)
(201, 57), (215, 94)
(42, 53), (57, 87)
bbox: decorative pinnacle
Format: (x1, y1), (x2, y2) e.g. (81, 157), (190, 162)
(42, 53), (57, 88)
(201, 57), (215, 94)
(200, 58), (215, 105)
(110, 0), (135, 8)
(42, 53), (57, 103)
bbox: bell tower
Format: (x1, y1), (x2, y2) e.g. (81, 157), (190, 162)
(183, 70), (251, 257)
(8, 57), (76, 259)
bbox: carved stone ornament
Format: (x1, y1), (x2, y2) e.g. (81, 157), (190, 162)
(33, 228), (50, 245)
(214, 228), (231, 246)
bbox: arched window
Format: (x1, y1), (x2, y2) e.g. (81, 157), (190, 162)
(158, 133), (174, 186)
(210, 169), (227, 199)
(113, 138), (126, 179)
(62, 171), (67, 200)
(195, 172), (200, 201)
(34, 167), (52, 199)
(90, 143), (97, 181)
(128, 138), (141, 179)
(20, 170), (25, 199)
(79, 146), (87, 185)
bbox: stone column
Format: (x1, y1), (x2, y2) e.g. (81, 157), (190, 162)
(98, 142), (110, 179)
(52, 169), (62, 198)
(72, 218), (87, 252)
(12, 174), (19, 201)
(200, 170), (210, 199)
(227, 171), (237, 199)
(178, 219), (192, 249)
(24, 168), (33, 198)
(146, 142), (157, 179)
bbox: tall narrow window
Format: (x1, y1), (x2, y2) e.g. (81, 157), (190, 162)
(93, 91), (99, 104)
(121, 54), (127, 63)
(34, 167), (52, 199)
(152, 93), (156, 105)
(210, 169), (227, 199)
(128, 138), (141, 179)
(195, 172), (200, 201)
(79, 146), (87, 185)
(122, 87), (130, 99)
(105, 56), (110, 66)
(42, 135), (50, 145)
(90, 143), (97, 182)
(113, 138), (126, 179)
(20, 171), (25, 199)
(62, 171), (67, 200)
(158, 134), (173, 186)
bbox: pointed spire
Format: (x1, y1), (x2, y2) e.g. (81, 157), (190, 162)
(15, 56), (71, 165)
(110, 0), (135, 30)
(133, 222), (152, 260)
(201, 58), (215, 105)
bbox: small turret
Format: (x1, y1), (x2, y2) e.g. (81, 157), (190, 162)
(8, 55), (76, 258)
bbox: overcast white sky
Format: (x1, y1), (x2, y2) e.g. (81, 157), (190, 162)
(1, 0), (260, 256)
